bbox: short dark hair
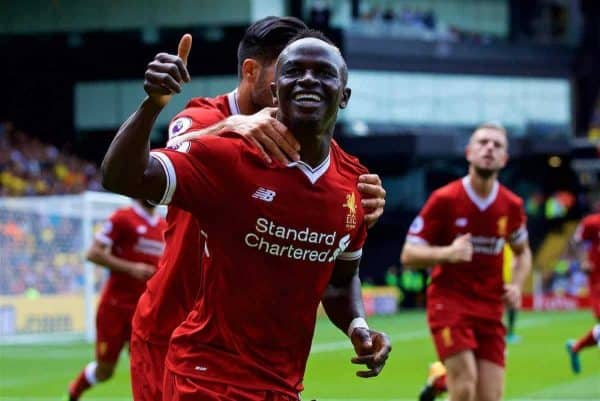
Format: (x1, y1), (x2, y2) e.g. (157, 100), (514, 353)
(475, 121), (507, 136)
(286, 28), (336, 47)
(237, 16), (307, 77)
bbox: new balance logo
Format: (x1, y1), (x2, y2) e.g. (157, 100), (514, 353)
(455, 218), (468, 227)
(252, 187), (276, 202)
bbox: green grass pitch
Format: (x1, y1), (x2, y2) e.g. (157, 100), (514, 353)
(1, 311), (598, 400)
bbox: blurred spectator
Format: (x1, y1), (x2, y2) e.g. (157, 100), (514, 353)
(384, 264), (399, 287)
(542, 253), (588, 297)
(423, 9), (436, 30)
(398, 265), (426, 309)
(352, 3), (498, 45)
(544, 190), (576, 220)
(308, 0), (331, 32)
(526, 192), (545, 217)
(382, 6), (396, 23)
(0, 121), (102, 196)
(0, 206), (110, 295)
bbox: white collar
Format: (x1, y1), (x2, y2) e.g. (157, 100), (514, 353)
(227, 89), (241, 115)
(462, 175), (499, 211)
(132, 203), (160, 226)
(286, 152), (331, 185)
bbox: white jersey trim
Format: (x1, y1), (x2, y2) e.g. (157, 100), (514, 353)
(227, 90), (241, 115)
(150, 152), (177, 205)
(132, 202), (161, 226)
(406, 235), (429, 245)
(509, 225), (529, 245)
(593, 324), (600, 343)
(573, 223), (584, 243)
(337, 248), (362, 261)
(94, 232), (113, 246)
(462, 176), (499, 211)
(287, 151), (331, 185)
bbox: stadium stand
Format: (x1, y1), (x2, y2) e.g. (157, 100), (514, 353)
(0, 121), (104, 297)
(0, 121), (103, 197)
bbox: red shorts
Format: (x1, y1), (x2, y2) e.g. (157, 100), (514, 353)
(162, 369), (299, 401)
(95, 300), (134, 364)
(428, 309), (506, 367)
(130, 332), (169, 401)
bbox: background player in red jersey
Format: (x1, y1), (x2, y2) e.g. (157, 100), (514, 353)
(566, 212), (600, 373)
(120, 17), (386, 401)
(102, 31), (391, 401)
(401, 123), (532, 401)
(66, 199), (166, 401)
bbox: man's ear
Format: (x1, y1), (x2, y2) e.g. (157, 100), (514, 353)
(270, 82), (278, 106)
(339, 87), (351, 109)
(241, 59), (259, 82)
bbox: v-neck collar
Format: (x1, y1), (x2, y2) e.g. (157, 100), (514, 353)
(132, 203), (160, 226)
(286, 152), (331, 185)
(462, 175), (499, 211)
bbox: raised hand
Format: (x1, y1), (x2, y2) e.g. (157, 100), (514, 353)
(447, 233), (473, 263)
(128, 262), (156, 281)
(144, 34), (192, 107)
(350, 327), (392, 378)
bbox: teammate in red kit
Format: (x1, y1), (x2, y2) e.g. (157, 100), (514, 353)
(401, 123), (532, 401)
(66, 200), (166, 401)
(102, 31), (391, 400)
(565, 212), (600, 373)
(123, 17), (386, 401)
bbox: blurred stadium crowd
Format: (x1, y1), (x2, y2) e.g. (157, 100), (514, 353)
(0, 211), (85, 295)
(0, 121), (102, 197)
(0, 120), (106, 295)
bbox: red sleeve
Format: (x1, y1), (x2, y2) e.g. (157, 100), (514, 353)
(167, 106), (227, 140)
(405, 192), (445, 246)
(95, 210), (129, 247)
(150, 136), (236, 221)
(508, 198), (528, 245)
(573, 217), (592, 243)
(337, 223), (367, 262)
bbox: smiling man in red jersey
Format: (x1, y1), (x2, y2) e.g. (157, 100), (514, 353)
(108, 18), (387, 401)
(101, 30), (391, 401)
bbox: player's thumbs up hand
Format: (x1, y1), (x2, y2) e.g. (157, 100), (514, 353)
(447, 233), (473, 263)
(178, 33), (192, 66)
(144, 34), (193, 107)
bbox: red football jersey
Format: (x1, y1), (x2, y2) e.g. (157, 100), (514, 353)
(406, 177), (527, 320)
(95, 203), (166, 309)
(150, 134), (368, 396)
(132, 91), (238, 343)
(573, 213), (600, 290)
